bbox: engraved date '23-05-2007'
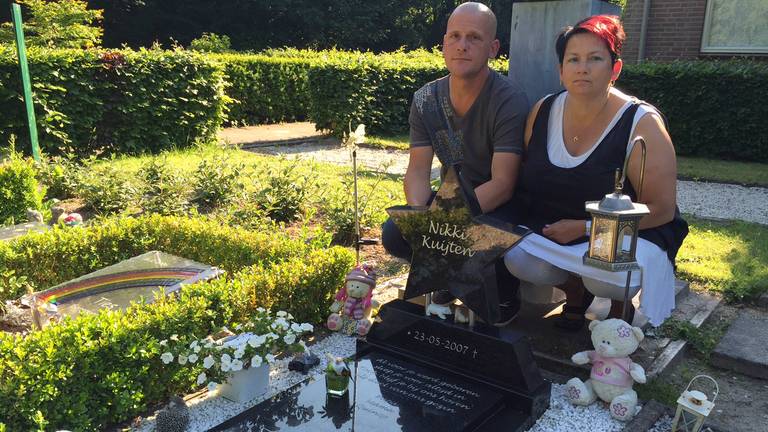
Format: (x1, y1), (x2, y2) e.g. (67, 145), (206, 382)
(408, 330), (478, 359)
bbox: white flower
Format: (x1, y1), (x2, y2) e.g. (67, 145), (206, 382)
(290, 323), (302, 333)
(170, 334), (179, 341)
(248, 334), (266, 348)
(221, 353), (232, 364)
(257, 307), (265, 312)
(300, 323), (313, 332)
(203, 355), (215, 369)
(189, 340), (199, 349)
(221, 362), (231, 372)
(207, 381), (217, 392)
(251, 355), (263, 368)
(159, 339), (168, 346)
(188, 354), (199, 363)
(277, 311), (287, 317)
(204, 342), (214, 349)
(283, 333), (296, 345)
(274, 317), (289, 330)
(160, 352), (174, 364)
(287, 313), (294, 320)
(267, 332), (278, 340)
(193, 345), (201, 354)
(197, 372), (207, 385)
(230, 359), (244, 371)
(234, 348), (245, 359)
(266, 353), (276, 364)
(178, 354), (188, 365)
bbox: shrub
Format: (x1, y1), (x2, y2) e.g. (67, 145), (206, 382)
(192, 155), (244, 211)
(0, 149), (44, 225)
(620, 60), (768, 163)
(139, 157), (190, 215)
(75, 161), (139, 214)
(253, 160), (315, 223)
(0, 48), (227, 157)
(0, 240), (352, 430)
(37, 153), (81, 200)
(0, 214), (323, 300)
(189, 32), (231, 53)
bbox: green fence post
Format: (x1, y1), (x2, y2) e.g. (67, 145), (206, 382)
(10, 2), (41, 162)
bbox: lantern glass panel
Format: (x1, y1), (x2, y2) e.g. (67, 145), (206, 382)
(590, 217), (617, 261)
(619, 225), (634, 257)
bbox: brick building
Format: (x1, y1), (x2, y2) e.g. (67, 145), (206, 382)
(622, 0), (768, 63)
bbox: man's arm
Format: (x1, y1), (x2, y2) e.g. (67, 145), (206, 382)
(474, 86), (528, 213)
(475, 152), (521, 213)
(404, 146), (434, 206)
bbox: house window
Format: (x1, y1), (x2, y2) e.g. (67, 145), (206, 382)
(701, 0), (768, 54)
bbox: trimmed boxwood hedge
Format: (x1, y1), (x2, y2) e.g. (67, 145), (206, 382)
(0, 215), (354, 430)
(620, 60), (768, 163)
(0, 153), (44, 225)
(0, 47), (227, 157)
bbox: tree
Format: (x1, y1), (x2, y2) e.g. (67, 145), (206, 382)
(0, 0), (103, 49)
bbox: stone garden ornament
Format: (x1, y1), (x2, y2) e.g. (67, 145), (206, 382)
(566, 318), (647, 421)
(327, 264), (378, 336)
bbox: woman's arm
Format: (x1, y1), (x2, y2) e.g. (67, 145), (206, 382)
(626, 112), (677, 229)
(523, 98), (545, 151)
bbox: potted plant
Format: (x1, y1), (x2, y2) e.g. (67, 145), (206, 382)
(324, 353), (352, 397)
(159, 308), (313, 402)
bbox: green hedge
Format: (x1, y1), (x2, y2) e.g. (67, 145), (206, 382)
(0, 47), (226, 157)
(0, 214), (323, 300)
(218, 49), (508, 137)
(0, 248), (353, 431)
(0, 153), (43, 225)
(620, 60), (768, 163)
(0, 214), (354, 430)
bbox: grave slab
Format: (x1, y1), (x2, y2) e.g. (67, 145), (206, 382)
(711, 310), (768, 380)
(0, 221), (48, 242)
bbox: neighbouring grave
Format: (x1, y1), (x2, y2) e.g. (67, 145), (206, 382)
(211, 166), (549, 431)
(26, 250), (223, 329)
(711, 309), (768, 380)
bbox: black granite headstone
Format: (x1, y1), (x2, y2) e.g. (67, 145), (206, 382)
(386, 165), (529, 324)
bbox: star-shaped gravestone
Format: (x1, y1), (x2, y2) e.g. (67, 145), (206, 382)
(386, 165), (530, 324)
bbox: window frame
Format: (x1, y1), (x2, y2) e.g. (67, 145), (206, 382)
(700, 0), (768, 54)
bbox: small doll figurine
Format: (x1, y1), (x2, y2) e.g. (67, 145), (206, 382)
(327, 264), (376, 336)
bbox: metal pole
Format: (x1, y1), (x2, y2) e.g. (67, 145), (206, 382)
(622, 270), (632, 322)
(352, 148), (360, 265)
(10, 3), (41, 162)
(638, 0), (651, 64)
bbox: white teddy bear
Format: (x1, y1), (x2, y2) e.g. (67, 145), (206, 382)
(565, 318), (647, 422)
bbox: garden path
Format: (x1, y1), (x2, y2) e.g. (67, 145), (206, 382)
(221, 124), (768, 226)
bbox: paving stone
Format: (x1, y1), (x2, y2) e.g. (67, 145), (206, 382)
(622, 399), (670, 432)
(711, 310), (768, 380)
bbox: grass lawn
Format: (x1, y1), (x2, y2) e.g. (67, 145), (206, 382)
(368, 135), (768, 187)
(93, 145), (768, 302)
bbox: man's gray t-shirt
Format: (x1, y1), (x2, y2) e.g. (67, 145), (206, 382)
(409, 70), (529, 189)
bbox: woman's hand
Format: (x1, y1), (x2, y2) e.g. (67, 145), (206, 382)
(542, 219), (586, 244)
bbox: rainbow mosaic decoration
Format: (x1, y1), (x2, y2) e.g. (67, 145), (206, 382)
(30, 251), (222, 329)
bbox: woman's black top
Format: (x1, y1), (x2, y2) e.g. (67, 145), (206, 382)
(515, 92), (688, 263)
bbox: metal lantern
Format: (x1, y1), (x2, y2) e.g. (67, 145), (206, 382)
(672, 375), (719, 432)
(583, 138), (649, 321)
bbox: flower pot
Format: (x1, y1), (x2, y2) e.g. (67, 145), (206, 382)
(218, 363), (269, 403)
(325, 373), (350, 397)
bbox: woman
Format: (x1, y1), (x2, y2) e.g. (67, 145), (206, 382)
(505, 15), (688, 329)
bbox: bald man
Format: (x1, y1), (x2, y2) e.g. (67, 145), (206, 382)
(382, 2), (529, 326)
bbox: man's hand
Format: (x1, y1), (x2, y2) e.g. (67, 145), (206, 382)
(404, 146), (434, 206)
(542, 219), (586, 244)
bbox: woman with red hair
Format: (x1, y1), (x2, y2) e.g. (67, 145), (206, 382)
(504, 15), (688, 329)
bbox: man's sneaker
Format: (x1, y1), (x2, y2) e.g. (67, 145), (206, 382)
(493, 301), (519, 327)
(431, 289), (457, 306)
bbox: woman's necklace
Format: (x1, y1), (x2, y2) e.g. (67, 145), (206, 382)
(568, 95), (610, 144)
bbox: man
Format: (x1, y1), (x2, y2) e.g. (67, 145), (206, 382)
(381, 2), (529, 325)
